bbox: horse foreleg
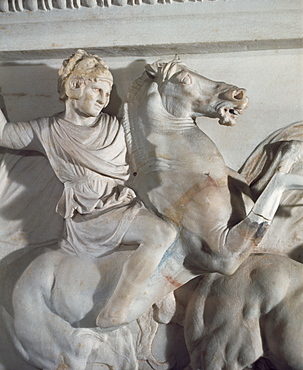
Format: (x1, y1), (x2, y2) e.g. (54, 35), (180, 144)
(252, 139), (303, 195)
(212, 171), (303, 274)
(251, 171), (303, 222)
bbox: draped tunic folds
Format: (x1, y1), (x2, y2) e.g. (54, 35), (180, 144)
(0, 113), (142, 257)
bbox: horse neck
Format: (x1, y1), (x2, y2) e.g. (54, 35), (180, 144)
(123, 77), (195, 174)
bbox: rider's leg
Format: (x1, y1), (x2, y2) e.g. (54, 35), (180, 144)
(96, 208), (177, 328)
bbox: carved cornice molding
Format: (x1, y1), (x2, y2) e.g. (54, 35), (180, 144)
(0, 0), (302, 61)
(1, 0), (218, 11)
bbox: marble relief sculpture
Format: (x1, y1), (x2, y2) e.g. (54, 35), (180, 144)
(0, 50), (303, 369)
(0, 0), (213, 11)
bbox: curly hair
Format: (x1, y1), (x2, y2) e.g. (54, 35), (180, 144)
(57, 49), (113, 101)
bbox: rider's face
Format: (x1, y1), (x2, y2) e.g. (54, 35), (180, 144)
(73, 79), (112, 118)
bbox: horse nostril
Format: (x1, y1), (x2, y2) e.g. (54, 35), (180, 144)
(233, 89), (245, 101)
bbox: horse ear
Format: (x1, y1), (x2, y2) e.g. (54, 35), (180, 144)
(145, 61), (160, 79)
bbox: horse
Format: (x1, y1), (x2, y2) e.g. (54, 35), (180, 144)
(178, 122), (303, 370)
(239, 121), (303, 260)
(184, 253), (303, 370)
(1, 57), (303, 368)
(122, 57), (303, 279)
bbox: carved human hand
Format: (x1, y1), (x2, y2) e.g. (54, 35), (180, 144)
(119, 187), (136, 202)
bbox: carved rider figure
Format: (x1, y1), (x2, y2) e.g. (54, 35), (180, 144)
(0, 49), (176, 328)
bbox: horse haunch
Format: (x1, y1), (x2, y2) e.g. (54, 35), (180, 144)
(185, 254), (303, 370)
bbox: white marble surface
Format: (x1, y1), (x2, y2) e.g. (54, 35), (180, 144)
(0, 1), (302, 368)
(0, 52), (303, 369)
(1, 49), (302, 170)
(0, 0), (302, 59)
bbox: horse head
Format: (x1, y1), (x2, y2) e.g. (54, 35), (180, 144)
(145, 57), (249, 126)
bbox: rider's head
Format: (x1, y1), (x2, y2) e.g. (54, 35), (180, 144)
(57, 49), (113, 102)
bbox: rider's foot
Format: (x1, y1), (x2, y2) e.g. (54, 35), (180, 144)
(96, 308), (129, 329)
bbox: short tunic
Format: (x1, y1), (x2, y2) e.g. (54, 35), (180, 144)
(0, 113), (142, 258)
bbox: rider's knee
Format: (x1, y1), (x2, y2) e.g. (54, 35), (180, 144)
(153, 220), (177, 248)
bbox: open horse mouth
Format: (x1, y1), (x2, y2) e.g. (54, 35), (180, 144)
(218, 106), (244, 126)
(217, 88), (249, 126)
(216, 89), (248, 126)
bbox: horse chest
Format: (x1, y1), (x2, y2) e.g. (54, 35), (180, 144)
(160, 172), (231, 233)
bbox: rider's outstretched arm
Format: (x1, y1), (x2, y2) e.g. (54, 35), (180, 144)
(0, 109), (42, 151)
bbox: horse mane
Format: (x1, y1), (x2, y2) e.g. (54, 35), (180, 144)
(126, 72), (149, 103)
(121, 72), (151, 174)
(122, 58), (189, 175)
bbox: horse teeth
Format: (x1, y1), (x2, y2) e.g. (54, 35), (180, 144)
(229, 109), (237, 115)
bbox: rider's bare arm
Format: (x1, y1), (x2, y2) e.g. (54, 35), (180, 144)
(0, 109), (41, 151)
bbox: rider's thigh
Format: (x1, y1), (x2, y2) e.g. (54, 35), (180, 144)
(122, 207), (176, 246)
